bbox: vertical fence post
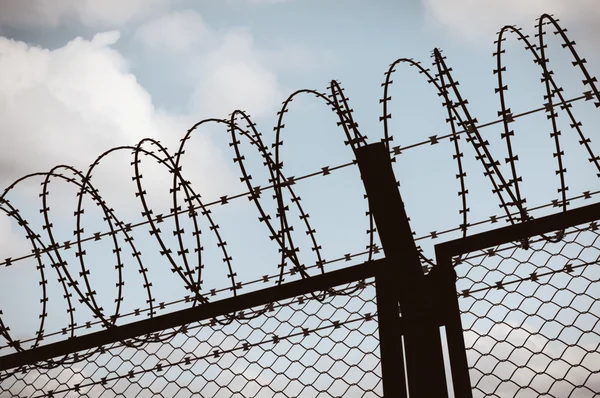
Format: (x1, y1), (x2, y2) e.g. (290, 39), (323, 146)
(433, 251), (474, 398)
(356, 142), (449, 398)
(374, 262), (407, 398)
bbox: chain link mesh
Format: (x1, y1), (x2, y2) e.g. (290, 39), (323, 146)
(0, 280), (382, 398)
(455, 221), (600, 397)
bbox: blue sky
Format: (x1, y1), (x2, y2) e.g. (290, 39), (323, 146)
(0, 0), (599, 396)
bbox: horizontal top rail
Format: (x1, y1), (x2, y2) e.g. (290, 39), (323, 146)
(435, 202), (600, 260)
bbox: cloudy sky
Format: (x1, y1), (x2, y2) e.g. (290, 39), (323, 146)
(0, 0), (599, 396)
(0, 0), (598, 185)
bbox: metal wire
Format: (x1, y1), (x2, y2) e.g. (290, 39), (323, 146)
(1, 280), (381, 398)
(0, 11), (599, 398)
(454, 220), (600, 397)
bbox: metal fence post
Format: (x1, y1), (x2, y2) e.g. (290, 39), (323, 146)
(356, 142), (449, 398)
(430, 255), (473, 398)
(374, 263), (407, 398)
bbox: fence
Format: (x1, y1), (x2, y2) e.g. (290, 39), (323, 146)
(1, 12), (600, 398)
(0, 275), (382, 398)
(437, 203), (600, 397)
(0, 141), (454, 397)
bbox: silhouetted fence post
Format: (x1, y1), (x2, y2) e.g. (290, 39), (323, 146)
(356, 142), (450, 398)
(433, 252), (474, 398)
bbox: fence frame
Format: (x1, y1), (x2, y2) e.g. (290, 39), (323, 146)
(434, 198), (600, 397)
(2, 143), (600, 398)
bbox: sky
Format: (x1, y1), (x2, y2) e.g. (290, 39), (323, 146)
(0, 0), (599, 397)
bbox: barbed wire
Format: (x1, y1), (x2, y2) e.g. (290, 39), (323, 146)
(0, 250), (381, 354)
(0, 91), (591, 271)
(2, 185), (598, 355)
(1, 13), (599, 372)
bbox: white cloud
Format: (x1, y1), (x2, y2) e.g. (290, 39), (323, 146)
(133, 4), (340, 121)
(189, 28), (284, 120)
(422, 0), (600, 43)
(135, 8), (336, 121)
(134, 9), (213, 53)
(0, 32), (151, 179)
(0, 31), (235, 202)
(0, 0), (172, 27)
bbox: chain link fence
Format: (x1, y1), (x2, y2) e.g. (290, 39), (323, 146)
(1, 280), (381, 398)
(455, 221), (600, 397)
